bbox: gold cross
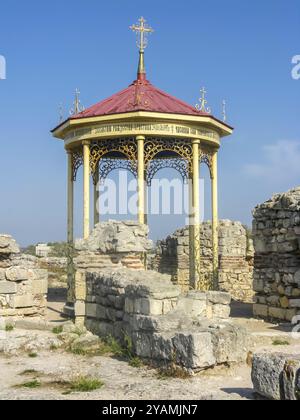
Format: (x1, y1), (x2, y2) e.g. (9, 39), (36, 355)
(130, 17), (154, 51)
(196, 87), (211, 113)
(70, 88), (85, 115)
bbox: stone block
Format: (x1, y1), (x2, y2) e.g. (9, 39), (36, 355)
(86, 303), (97, 318)
(75, 271), (86, 300)
(75, 301), (86, 317)
(10, 294), (33, 308)
(173, 332), (216, 370)
(289, 299), (300, 309)
(253, 304), (268, 318)
(283, 358), (300, 400)
(177, 296), (207, 318)
(0, 281), (17, 294)
(252, 353), (286, 400)
(32, 279), (48, 295)
(269, 307), (286, 320)
(6, 267), (29, 282)
(206, 291), (231, 305)
(211, 304), (230, 319)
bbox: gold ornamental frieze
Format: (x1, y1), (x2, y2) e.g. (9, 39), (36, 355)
(65, 121), (220, 145)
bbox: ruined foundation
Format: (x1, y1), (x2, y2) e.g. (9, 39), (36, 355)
(0, 235), (48, 317)
(74, 221), (249, 371)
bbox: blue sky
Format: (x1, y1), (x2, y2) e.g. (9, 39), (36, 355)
(0, 0), (299, 246)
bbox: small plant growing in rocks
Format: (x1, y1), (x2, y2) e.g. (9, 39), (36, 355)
(272, 339), (290, 346)
(68, 376), (104, 393)
(5, 324), (14, 332)
(19, 380), (41, 389)
(28, 352), (38, 358)
(52, 326), (63, 335)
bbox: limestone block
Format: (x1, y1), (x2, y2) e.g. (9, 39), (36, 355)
(253, 304), (269, 318)
(252, 353), (300, 400)
(5, 267), (29, 282)
(0, 281), (17, 294)
(133, 298), (163, 316)
(32, 279), (48, 295)
(0, 269), (6, 281)
(10, 294), (33, 308)
(252, 353), (286, 400)
(269, 307), (286, 320)
(75, 301), (86, 317)
(0, 235), (20, 254)
(86, 303), (97, 318)
(289, 299), (300, 309)
(151, 333), (174, 361)
(283, 358), (300, 400)
(207, 291), (231, 305)
(177, 296), (207, 318)
(211, 304), (231, 319)
(211, 323), (249, 364)
(132, 332), (152, 358)
(75, 271), (86, 300)
(173, 332), (216, 369)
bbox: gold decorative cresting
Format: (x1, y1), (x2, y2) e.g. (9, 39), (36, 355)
(196, 87), (211, 113)
(130, 17), (154, 78)
(70, 88), (85, 116)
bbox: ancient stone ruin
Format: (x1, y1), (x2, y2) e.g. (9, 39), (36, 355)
(151, 220), (254, 302)
(253, 188), (300, 322)
(0, 235), (48, 317)
(73, 221), (249, 371)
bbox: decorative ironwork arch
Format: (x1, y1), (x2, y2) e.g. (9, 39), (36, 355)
(146, 158), (189, 186)
(71, 148), (83, 181)
(200, 147), (214, 178)
(90, 138), (137, 176)
(144, 138), (193, 169)
(95, 158), (138, 185)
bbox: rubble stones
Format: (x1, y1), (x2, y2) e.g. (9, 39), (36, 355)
(0, 234), (48, 317)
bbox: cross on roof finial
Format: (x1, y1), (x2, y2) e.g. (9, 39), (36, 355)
(130, 17), (154, 80)
(130, 17), (154, 52)
(196, 87), (211, 114)
(70, 88), (85, 116)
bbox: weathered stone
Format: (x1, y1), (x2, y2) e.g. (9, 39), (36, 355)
(252, 353), (286, 400)
(0, 281), (17, 294)
(10, 294), (34, 308)
(32, 279), (48, 295)
(5, 267), (29, 282)
(253, 304), (268, 318)
(173, 332), (216, 369)
(0, 235), (20, 254)
(252, 353), (300, 400)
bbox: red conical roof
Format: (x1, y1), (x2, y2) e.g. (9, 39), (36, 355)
(71, 77), (208, 120)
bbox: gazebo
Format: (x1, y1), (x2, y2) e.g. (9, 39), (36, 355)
(52, 17), (233, 306)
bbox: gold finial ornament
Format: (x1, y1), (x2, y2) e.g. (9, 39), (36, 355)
(70, 88), (85, 116)
(196, 87), (211, 113)
(222, 99), (227, 122)
(130, 17), (154, 77)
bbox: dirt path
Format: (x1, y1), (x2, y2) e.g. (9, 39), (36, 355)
(0, 339), (254, 400)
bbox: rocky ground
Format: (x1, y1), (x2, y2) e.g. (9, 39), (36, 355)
(0, 298), (299, 401)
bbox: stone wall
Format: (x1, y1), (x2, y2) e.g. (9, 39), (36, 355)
(73, 220), (249, 371)
(77, 268), (248, 371)
(253, 188), (300, 322)
(0, 235), (48, 317)
(150, 220), (254, 302)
